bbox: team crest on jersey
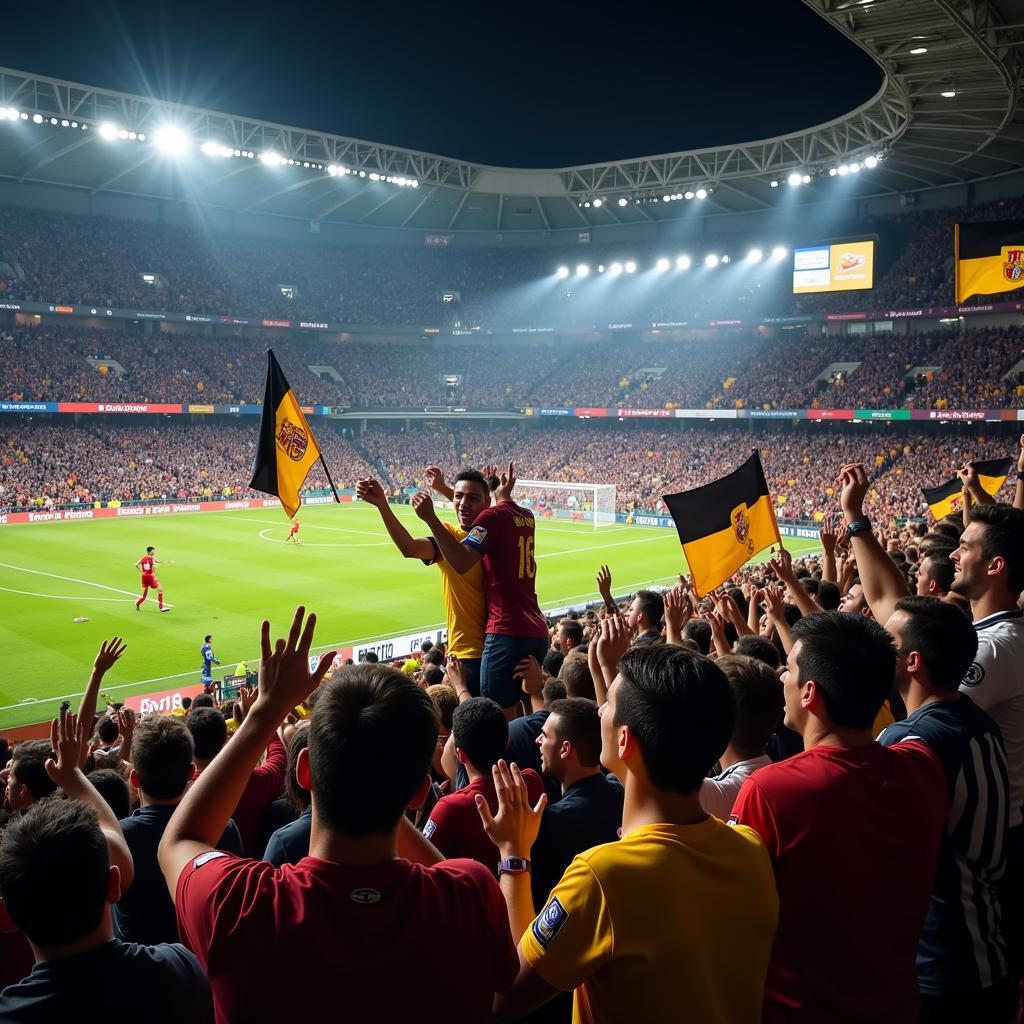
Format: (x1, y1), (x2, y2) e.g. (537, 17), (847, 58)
(467, 525), (487, 545)
(422, 819), (437, 839)
(192, 851), (228, 870)
(731, 505), (756, 556)
(276, 418), (308, 462)
(350, 887), (382, 905)
(963, 661), (986, 687)
(532, 896), (568, 948)
(1003, 247), (1024, 283)
(950, 495), (963, 513)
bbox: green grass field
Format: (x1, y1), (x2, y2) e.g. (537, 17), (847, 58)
(0, 504), (818, 729)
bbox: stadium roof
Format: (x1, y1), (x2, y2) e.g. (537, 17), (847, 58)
(0, 0), (1022, 234)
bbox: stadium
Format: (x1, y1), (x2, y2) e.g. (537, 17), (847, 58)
(3, 1), (1024, 1017)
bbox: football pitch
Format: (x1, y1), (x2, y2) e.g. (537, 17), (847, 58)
(0, 504), (819, 729)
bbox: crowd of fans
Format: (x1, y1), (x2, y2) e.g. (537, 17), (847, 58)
(3, 442), (1024, 1023)
(3, 419), (1021, 520)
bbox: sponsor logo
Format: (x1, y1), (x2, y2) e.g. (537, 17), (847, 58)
(422, 820), (437, 839)
(1003, 248), (1024, 284)
(261, 498), (283, 507)
(0, 302), (22, 311)
(532, 897), (569, 948)
(54, 305), (74, 314)
(963, 662), (985, 687)
(539, 408), (570, 416)
(134, 311), (166, 320)
(63, 510), (94, 520)
(276, 418), (309, 461)
(467, 525), (487, 545)
(887, 309), (924, 319)
(184, 314), (213, 323)
(731, 505), (756, 556)
(262, 319), (291, 328)
(651, 321), (688, 328)
(607, 322), (634, 330)
(224, 501), (252, 510)
(837, 252), (867, 272)
(171, 504), (201, 513)
(149, 505), (172, 515)
(510, 326), (555, 334)
(28, 512), (56, 522)
(192, 851), (228, 870)
(350, 888), (382, 904)
(299, 321), (329, 329)
(0, 515), (6, 525)
(116, 507), (147, 517)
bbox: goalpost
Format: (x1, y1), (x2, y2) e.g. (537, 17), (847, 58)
(514, 479), (618, 529)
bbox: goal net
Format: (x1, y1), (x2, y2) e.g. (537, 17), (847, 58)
(514, 479), (617, 529)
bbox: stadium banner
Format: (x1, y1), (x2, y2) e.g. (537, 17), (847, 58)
(187, 404), (216, 413)
(616, 408), (674, 418)
(0, 401), (58, 413)
(807, 409), (855, 420)
(675, 409), (738, 419)
(744, 409), (807, 419)
(538, 408), (572, 416)
(0, 493), (351, 527)
(573, 407), (609, 417)
(56, 402), (184, 414)
(854, 409), (911, 421)
(911, 409), (988, 422)
(826, 301), (1023, 323)
(124, 684), (205, 716)
(352, 627), (448, 663)
(759, 316), (814, 325)
(261, 319), (292, 328)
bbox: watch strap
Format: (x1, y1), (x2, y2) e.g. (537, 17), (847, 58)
(497, 856), (531, 876)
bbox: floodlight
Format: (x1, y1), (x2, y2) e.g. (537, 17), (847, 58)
(597, 264), (606, 273)
(5, 107), (19, 120)
(941, 88), (956, 98)
(576, 264), (590, 277)
(556, 266), (570, 279)
(747, 248), (763, 262)
(583, 201), (591, 208)
(838, 164), (850, 176)
(625, 260), (637, 273)
(771, 246), (787, 261)
(787, 172), (802, 186)
(154, 125), (190, 156)
(849, 162), (860, 173)
(593, 198), (603, 208)
(662, 195), (671, 202)
(770, 180), (779, 188)
(828, 168), (837, 176)
(656, 257), (670, 271)
(676, 255), (691, 270)
(705, 254), (719, 268)
(99, 122), (119, 140)
(327, 164), (338, 176)
(260, 151), (283, 166)
(864, 155), (878, 168)
(909, 46), (928, 54)
(32, 113), (43, 124)
(695, 188), (708, 199)
(684, 190), (695, 199)
(721, 255), (731, 264)
(609, 262), (623, 276)
(617, 197), (628, 207)
(801, 174), (811, 184)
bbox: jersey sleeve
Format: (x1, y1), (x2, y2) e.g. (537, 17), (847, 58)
(960, 632), (1015, 712)
(520, 854), (613, 993)
(462, 505), (501, 556)
(729, 777), (782, 860)
(421, 797), (454, 855)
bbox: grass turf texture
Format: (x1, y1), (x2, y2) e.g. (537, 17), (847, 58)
(0, 504), (819, 728)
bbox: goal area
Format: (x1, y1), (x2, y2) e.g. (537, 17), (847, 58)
(514, 479), (617, 528)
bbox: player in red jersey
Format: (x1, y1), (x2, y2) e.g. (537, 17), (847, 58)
(285, 517), (301, 545)
(135, 546), (170, 612)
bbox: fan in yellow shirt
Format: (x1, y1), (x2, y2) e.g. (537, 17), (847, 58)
(356, 470), (488, 694)
(478, 643), (779, 1024)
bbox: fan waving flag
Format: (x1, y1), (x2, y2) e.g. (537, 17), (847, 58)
(955, 220), (1024, 304)
(249, 349), (334, 519)
(922, 457), (1013, 520)
(663, 450), (781, 597)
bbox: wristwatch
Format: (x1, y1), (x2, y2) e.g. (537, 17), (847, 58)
(498, 856), (532, 877)
(846, 516), (872, 538)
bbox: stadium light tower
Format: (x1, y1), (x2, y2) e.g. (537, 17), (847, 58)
(154, 125), (190, 156)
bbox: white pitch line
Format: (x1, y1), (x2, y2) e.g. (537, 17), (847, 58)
(257, 528), (390, 549)
(0, 586), (132, 602)
(536, 532), (672, 559)
(0, 560), (175, 607)
(211, 514), (393, 539)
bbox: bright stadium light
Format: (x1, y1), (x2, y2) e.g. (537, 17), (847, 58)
(838, 164), (850, 176)
(695, 188), (708, 199)
(770, 180), (779, 188)
(684, 190), (695, 199)
(747, 248), (763, 263)
(849, 162), (861, 173)
(556, 265), (570, 279)
(721, 255), (731, 264)
(705, 254), (719, 268)
(202, 140), (232, 158)
(617, 197), (628, 207)
(787, 172), (802, 186)
(941, 88), (956, 98)
(1, 107), (19, 120)
(909, 46), (928, 54)
(656, 257), (670, 272)
(625, 260), (637, 273)
(828, 168), (838, 177)
(609, 262), (623, 276)
(576, 264), (590, 277)
(676, 255), (691, 270)
(864, 155), (878, 168)
(592, 198), (603, 208)
(260, 151), (284, 166)
(771, 246), (788, 261)
(154, 125), (190, 156)
(801, 174), (811, 184)
(99, 122), (119, 141)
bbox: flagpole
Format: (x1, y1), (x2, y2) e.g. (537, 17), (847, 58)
(318, 452), (341, 504)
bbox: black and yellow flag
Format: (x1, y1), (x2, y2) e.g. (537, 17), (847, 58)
(922, 458), (1013, 520)
(249, 349), (327, 519)
(955, 220), (1024, 304)
(663, 451), (781, 597)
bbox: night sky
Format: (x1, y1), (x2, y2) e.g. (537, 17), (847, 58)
(0, 0), (882, 167)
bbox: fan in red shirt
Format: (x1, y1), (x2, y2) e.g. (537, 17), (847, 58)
(414, 461), (549, 712)
(134, 545), (170, 613)
(423, 696), (545, 871)
(731, 611), (949, 1024)
(158, 608), (518, 1023)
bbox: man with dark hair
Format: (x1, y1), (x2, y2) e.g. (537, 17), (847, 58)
(682, 617), (712, 656)
(2, 740), (57, 811)
(189, 693), (215, 711)
(424, 696), (544, 867)
(479, 644), (778, 1022)
(95, 716), (120, 752)
(116, 716), (241, 946)
(558, 652), (596, 701)
(358, 471), (488, 695)
(186, 708), (228, 769)
(876, 596), (1012, 1021)
(732, 611), (949, 1024)
(530, 697), (623, 908)
(200, 635), (220, 694)
(700, 654), (780, 819)
(626, 589), (664, 646)
(542, 647), (565, 680)
(556, 619), (584, 654)
(87, 768), (130, 820)
(732, 634), (781, 670)
(414, 461), (550, 715)
(816, 580), (841, 611)
(160, 608), (517, 1021)
(0, 711), (212, 1022)
(917, 552), (955, 597)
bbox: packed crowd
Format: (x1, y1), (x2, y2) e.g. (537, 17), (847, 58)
(3, 443), (1024, 1023)
(4, 319), (1024, 412)
(3, 195), (1024, 330)
(3, 419), (1021, 520)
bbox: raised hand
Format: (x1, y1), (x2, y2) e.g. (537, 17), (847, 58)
(474, 759), (547, 858)
(445, 654), (468, 696)
(514, 655), (544, 698)
(819, 515), (839, 556)
(411, 490), (438, 523)
(663, 586), (692, 635)
(424, 466), (446, 493)
(761, 584), (786, 622)
(115, 708), (136, 764)
(355, 478), (388, 508)
(596, 614), (631, 678)
(596, 564), (613, 605)
(46, 709), (90, 789)
(494, 460), (516, 503)
(256, 607), (336, 719)
(838, 463), (870, 523)
(93, 637), (127, 676)
(768, 547), (795, 583)
(238, 685), (257, 718)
